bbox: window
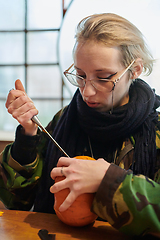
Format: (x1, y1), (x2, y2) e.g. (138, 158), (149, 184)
(0, 0), (72, 139)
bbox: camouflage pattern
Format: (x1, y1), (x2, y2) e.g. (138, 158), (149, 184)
(0, 143), (43, 210)
(92, 124), (160, 236)
(0, 110), (160, 237)
(0, 110), (61, 210)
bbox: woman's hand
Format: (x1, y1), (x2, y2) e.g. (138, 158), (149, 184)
(50, 157), (110, 212)
(5, 79), (38, 136)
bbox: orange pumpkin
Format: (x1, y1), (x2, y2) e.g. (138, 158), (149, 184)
(54, 156), (98, 227)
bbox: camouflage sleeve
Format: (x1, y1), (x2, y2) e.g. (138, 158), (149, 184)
(0, 107), (67, 210)
(0, 143), (43, 210)
(92, 163), (160, 236)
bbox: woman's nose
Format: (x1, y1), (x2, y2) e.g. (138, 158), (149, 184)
(81, 80), (97, 97)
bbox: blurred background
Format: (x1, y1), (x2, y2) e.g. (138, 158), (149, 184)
(0, 0), (160, 148)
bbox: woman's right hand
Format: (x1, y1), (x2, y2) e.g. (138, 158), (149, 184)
(5, 79), (39, 136)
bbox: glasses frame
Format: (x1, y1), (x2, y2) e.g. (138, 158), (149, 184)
(64, 60), (135, 92)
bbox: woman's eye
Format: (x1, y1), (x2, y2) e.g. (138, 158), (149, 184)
(77, 74), (86, 79)
(98, 72), (117, 80)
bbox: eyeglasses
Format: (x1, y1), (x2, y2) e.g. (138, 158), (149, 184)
(64, 60), (135, 92)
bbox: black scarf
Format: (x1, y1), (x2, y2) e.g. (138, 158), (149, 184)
(34, 79), (160, 213)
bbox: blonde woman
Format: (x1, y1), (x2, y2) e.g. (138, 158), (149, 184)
(2, 13), (160, 237)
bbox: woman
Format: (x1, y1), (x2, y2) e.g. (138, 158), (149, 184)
(1, 13), (160, 236)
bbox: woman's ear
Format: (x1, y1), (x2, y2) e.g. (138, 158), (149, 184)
(132, 58), (143, 79)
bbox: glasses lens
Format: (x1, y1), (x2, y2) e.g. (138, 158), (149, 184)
(65, 73), (85, 87)
(92, 79), (114, 92)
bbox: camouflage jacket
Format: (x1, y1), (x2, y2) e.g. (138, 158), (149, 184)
(0, 109), (160, 237)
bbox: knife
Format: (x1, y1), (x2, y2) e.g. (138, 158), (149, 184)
(32, 115), (69, 157)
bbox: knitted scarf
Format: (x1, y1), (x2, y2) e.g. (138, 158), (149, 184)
(34, 79), (160, 213)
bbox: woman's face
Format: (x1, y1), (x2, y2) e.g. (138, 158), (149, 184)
(74, 40), (132, 112)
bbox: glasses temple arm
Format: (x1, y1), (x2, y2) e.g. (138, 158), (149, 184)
(117, 60), (135, 81)
(64, 63), (74, 74)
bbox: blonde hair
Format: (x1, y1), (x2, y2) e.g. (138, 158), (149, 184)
(74, 13), (154, 75)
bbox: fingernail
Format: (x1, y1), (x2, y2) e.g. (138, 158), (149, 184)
(9, 88), (14, 92)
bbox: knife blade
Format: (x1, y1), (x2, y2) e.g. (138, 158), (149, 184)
(32, 115), (69, 157)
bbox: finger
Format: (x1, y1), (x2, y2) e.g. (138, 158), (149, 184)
(57, 157), (75, 167)
(7, 94), (32, 114)
(15, 79), (25, 92)
(59, 191), (78, 212)
(12, 103), (38, 123)
(50, 166), (66, 180)
(6, 79), (25, 108)
(5, 88), (26, 108)
(50, 177), (68, 193)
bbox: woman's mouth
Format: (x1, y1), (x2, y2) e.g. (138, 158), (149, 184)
(85, 101), (99, 108)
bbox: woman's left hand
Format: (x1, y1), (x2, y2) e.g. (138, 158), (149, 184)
(50, 157), (110, 212)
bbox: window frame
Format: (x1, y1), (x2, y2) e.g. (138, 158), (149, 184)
(0, 0), (72, 140)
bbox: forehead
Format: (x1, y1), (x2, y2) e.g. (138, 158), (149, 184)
(73, 40), (122, 69)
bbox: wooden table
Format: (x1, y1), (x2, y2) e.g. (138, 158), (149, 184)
(0, 210), (159, 240)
